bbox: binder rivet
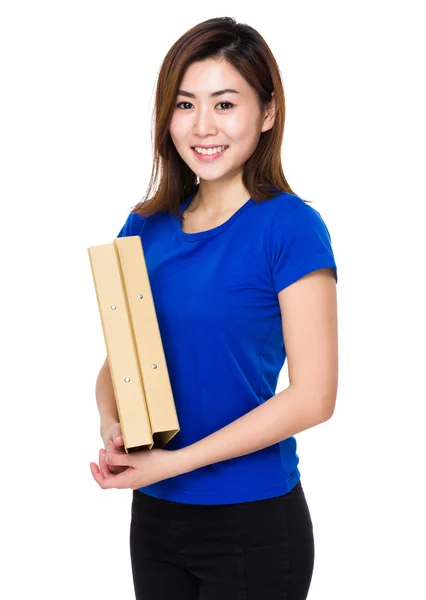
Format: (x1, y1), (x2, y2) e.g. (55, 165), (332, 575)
(124, 377), (130, 382)
(137, 294), (143, 299)
(111, 305), (117, 310)
(151, 364), (157, 369)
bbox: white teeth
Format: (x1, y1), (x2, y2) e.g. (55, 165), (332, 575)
(193, 145), (228, 155)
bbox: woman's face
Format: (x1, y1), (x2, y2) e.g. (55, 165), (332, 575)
(169, 57), (275, 183)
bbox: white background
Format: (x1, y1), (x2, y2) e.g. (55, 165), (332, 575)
(1, 1), (425, 598)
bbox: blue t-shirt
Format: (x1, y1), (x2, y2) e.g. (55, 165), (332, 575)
(116, 184), (338, 505)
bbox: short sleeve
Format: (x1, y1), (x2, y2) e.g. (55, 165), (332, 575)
(116, 211), (146, 239)
(270, 202), (338, 294)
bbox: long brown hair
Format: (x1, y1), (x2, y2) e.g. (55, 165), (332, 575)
(129, 16), (310, 221)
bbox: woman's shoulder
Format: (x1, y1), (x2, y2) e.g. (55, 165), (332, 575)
(255, 190), (310, 220)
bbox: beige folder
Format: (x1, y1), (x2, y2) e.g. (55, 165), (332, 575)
(87, 235), (180, 453)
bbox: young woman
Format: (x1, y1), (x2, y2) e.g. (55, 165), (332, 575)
(91, 16), (338, 600)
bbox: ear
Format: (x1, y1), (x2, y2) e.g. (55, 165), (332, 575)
(261, 91), (277, 133)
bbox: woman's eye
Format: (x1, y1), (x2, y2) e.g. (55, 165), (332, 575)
(175, 101), (192, 110)
(175, 101), (234, 110)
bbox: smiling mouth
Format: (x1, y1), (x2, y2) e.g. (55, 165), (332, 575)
(191, 145), (229, 158)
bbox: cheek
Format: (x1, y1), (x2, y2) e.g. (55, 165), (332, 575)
(169, 114), (187, 140)
(225, 112), (259, 141)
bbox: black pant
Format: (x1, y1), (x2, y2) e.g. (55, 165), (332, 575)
(130, 480), (314, 599)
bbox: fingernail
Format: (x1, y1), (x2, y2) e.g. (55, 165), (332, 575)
(102, 454), (109, 462)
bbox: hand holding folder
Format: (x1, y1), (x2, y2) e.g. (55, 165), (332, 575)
(101, 422), (128, 475)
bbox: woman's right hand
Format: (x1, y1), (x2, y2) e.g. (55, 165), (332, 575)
(101, 422), (128, 475)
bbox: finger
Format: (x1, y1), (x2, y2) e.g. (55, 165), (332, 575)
(90, 462), (108, 487)
(105, 439), (126, 471)
(114, 436), (124, 446)
(102, 451), (135, 468)
(90, 461), (113, 488)
(111, 441), (127, 455)
(104, 439), (127, 474)
(89, 462), (135, 490)
(99, 448), (113, 478)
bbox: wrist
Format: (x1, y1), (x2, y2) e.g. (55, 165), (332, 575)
(174, 447), (195, 476)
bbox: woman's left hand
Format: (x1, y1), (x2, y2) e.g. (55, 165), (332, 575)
(89, 447), (187, 490)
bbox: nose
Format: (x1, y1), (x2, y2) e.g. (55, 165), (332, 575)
(193, 106), (218, 137)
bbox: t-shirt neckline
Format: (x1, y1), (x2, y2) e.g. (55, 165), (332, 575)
(178, 185), (254, 242)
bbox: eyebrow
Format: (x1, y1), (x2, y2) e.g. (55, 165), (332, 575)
(176, 88), (240, 99)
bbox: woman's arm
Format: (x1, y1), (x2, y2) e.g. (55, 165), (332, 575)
(177, 268), (338, 473)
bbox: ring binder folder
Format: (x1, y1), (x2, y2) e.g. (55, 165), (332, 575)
(88, 235), (180, 454)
